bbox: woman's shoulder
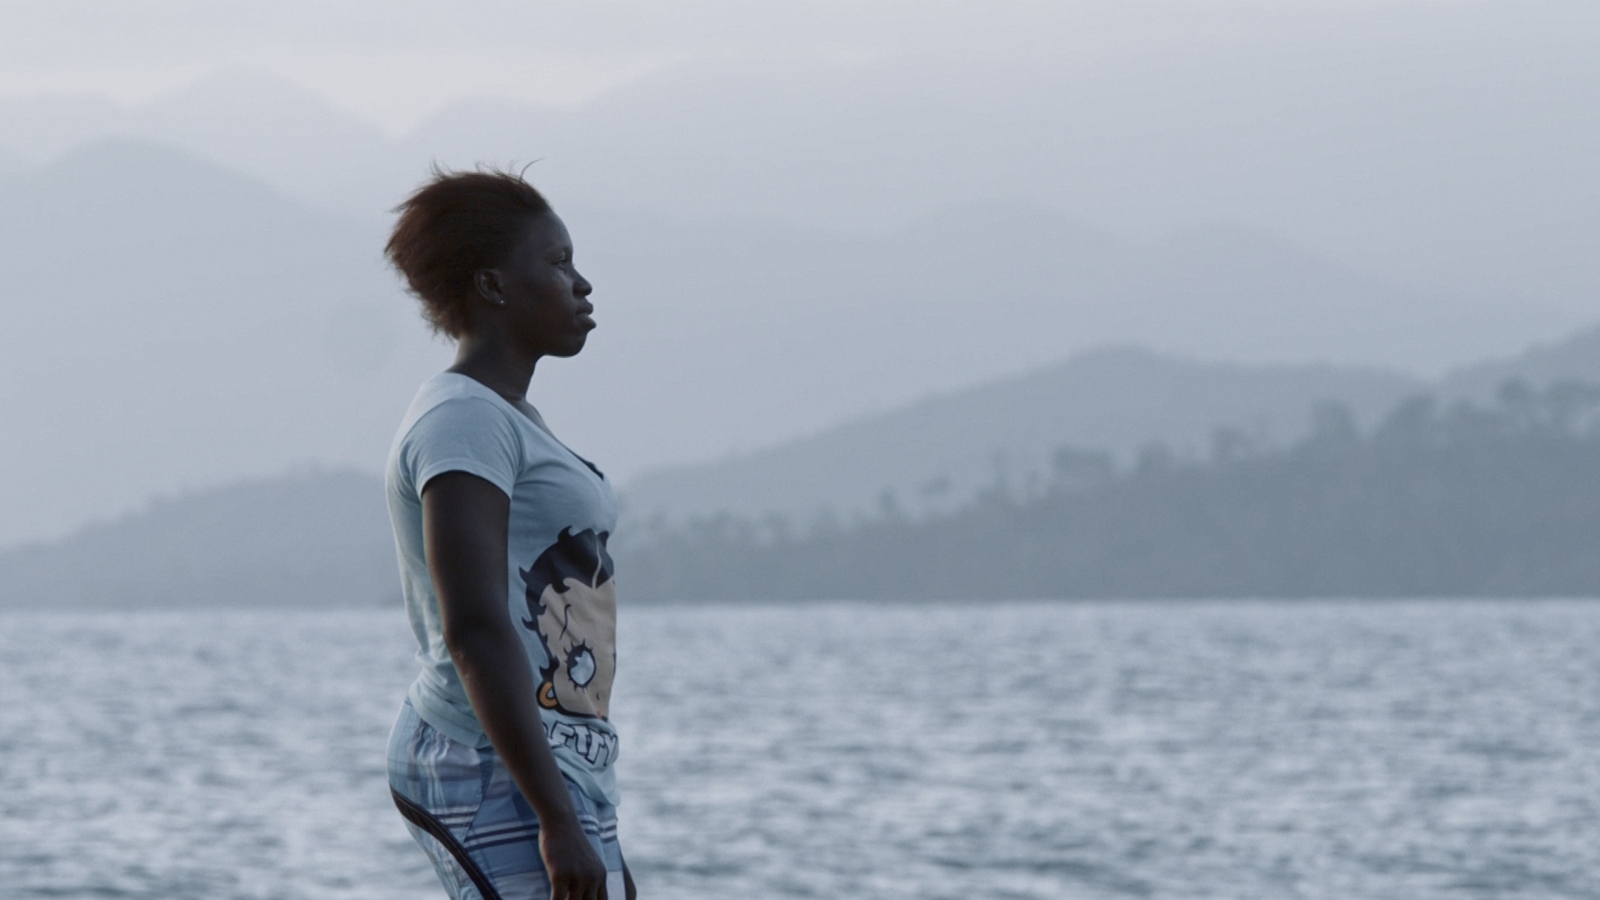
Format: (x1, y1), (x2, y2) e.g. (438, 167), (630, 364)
(390, 376), (532, 495)
(399, 375), (527, 451)
(403, 373), (512, 425)
(416, 370), (501, 405)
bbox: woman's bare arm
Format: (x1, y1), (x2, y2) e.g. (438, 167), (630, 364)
(422, 470), (611, 900)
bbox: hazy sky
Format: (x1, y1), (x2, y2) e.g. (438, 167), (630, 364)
(5, 2), (1591, 131)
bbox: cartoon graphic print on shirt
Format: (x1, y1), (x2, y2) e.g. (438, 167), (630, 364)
(519, 527), (616, 720)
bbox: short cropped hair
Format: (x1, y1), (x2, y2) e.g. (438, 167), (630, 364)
(385, 167), (552, 338)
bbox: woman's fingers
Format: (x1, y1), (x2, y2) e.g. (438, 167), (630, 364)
(549, 865), (608, 900)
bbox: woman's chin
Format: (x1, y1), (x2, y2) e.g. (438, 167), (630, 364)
(551, 334), (589, 358)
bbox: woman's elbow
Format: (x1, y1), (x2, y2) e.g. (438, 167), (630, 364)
(442, 610), (517, 670)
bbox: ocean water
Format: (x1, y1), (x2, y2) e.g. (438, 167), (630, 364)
(4, 600), (1600, 899)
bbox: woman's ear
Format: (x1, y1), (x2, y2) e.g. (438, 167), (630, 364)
(474, 269), (508, 307)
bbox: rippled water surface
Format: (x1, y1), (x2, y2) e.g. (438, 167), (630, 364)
(5, 600), (1600, 899)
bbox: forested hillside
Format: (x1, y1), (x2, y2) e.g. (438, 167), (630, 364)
(0, 469), (394, 610)
(620, 348), (1419, 526)
(11, 382), (1600, 609)
(620, 381), (1600, 601)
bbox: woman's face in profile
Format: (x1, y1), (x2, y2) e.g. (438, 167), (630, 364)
(489, 210), (595, 359)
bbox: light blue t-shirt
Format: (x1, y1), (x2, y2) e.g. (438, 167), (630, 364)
(386, 372), (621, 805)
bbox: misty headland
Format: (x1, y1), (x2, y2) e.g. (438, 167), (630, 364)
(8, 337), (1600, 608)
(2, 137), (1599, 607)
(2, 127), (1597, 607)
(3, 23), (1599, 610)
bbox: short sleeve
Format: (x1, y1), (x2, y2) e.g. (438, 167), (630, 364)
(399, 397), (523, 499)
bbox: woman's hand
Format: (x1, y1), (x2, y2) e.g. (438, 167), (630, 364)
(539, 819), (610, 900)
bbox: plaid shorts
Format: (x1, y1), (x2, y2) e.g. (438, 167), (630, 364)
(388, 699), (626, 900)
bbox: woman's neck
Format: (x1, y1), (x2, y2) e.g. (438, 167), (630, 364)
(448, 336), (538, 403)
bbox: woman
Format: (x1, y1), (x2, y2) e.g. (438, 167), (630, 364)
(382, 168), (635, 900)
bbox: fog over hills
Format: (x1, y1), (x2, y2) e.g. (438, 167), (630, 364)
(0, 141), (452, 546)
(8, 324), (1600, 609)
(1441, 325), (1600, 402)
(626, 324), (1600, 527)
(4, 3), (1599, 307)
(628, 381), (1600, 601)
(572, 200), (1561, 477)
(619, 349), (1422, 528)
(4, 138), (1570, 549)
(0, 469), (395, 610)
(0, 74), (397, 200)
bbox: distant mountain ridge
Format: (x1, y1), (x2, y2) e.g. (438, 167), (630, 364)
(0, 469), (394, 610)
(1440, 324), (1600, 401)
(8, 323), (1600, 609)
(621, 327), (1600, 529)
(618, 348), (1422, 528)
(623, 382), (1600, 601)
(0, 140), (453, 547)
(6, 137), (1572, 549)
(4, 47), (1597, 309)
